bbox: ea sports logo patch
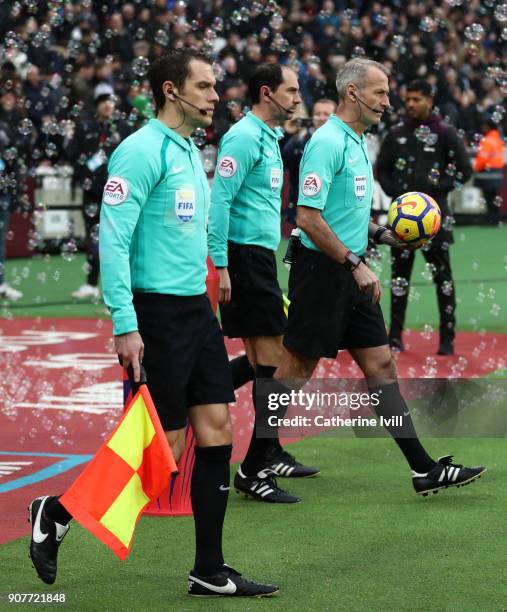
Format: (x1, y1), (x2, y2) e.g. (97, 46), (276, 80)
(301, 173), (322, 197)
(103, 176), (129, 205)
(217, 156), (237, 178)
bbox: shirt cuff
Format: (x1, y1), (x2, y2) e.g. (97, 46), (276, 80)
(210, 252), (228, 268)
(112, 313), (138, 336)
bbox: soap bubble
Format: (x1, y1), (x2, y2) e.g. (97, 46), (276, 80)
(154, 29), (169, 46)
(442, 215), (455, 231)
(464, 23), (484, 42)
(495, 4), (507, 23)
(351, 46), (366, 58)
(428, 168), (440, 184)
(269, 13), (283, 30)
(490, 304), (501, 316)
(84, 203), (99, 217)
(421, 324), (434, 340)
(230, 10), (242, 25)
(445, 162), (456, 176)
(419, 16), (436, 32)
(441, 281), (454, 296)
(414, 125), (431, 142)
(191, 127), (207, 147)
(426, 133), (438, 146)
(60, 239), (78, 262)
(132, 56), (149, 77)
(18, 118), (34, 136)
(395, 158), (407, 171)
(391, 277), (409, 296)
(201, 145), (216, 173)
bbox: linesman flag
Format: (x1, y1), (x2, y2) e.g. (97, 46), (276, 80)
(60, 369), (178, 560)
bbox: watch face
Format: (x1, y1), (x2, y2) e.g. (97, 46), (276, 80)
(345, 251), (361, 269)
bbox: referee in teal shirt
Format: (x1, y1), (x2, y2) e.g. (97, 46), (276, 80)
(27, 50), (278, 599)
(272, 58), (486, 498)
(209, 64), (320, 504)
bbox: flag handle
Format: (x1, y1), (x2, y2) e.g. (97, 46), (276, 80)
(126, 363), (148, 394)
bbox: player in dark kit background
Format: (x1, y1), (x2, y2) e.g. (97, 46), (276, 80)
(377, 79), (472, 356)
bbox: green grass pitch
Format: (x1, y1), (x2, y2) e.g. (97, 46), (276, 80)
(0, 438), (505, 611)
(0, 225), (505, 610)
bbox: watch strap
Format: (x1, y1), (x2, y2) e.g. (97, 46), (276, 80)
(343, 250), (361, 271)
(373, 226), (387, 244)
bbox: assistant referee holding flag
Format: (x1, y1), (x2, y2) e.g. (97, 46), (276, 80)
(27, 49), (278, 598)
(270, 58), (486, 497)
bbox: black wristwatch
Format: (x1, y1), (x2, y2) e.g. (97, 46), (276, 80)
(343, 250), (361, 271)
(215, 266), (226, 270)
(373, 226), (387, 244)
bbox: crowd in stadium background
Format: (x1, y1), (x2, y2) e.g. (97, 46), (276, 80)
(0, 0), (506, 296)
(1, 0), (506, 152)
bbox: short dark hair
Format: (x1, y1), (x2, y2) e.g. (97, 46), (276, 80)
(406, 79), (433, 98)
(148, 49), (212, 111)
(248, 63), (284, 104)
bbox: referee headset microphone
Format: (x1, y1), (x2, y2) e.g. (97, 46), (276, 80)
(350, 89), (390, 116)
(265, 91), (295, 115)
(167, 86), (208, 116)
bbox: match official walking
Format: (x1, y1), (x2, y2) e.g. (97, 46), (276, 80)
(27, 50), (278, 599)
(209, 63), (319, 505)
(271, 59), (485, 498)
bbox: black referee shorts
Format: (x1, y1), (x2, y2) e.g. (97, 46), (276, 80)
(283, 245), (389, 358)
(219, 242), (287, 339)
(134, 292), (235, 431)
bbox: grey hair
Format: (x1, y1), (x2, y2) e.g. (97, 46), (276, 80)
(335, 59), (389, 100)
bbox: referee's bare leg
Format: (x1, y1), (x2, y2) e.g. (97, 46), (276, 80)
(276, 344), (435, 472)
(349, 344), (436, 473)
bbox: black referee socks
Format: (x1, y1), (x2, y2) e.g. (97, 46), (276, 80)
(191, 444), (232, 577)
(368, 381), (436, 473)
(241, 365), (285, 477)
(45, 496), (73, 525)
(230, 355), (255, 390)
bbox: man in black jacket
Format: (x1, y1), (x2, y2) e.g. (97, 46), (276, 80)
(377, 80), (472, 356)
(67, 91), (131, 299)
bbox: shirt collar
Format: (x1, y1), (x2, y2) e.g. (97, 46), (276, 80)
(246, 111), (284, 140)
(329, 114), (364, 144)
(149, 118), (192, 151)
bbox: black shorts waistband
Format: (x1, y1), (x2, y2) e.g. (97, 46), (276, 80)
(298, 244), (366, 265)
(133, 291), (207, 305)
(228, 241), (274, 256)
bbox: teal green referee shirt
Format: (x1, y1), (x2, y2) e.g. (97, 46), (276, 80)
(208, 112), (284, 267)
(298, 114), (373, 255)
(99, 118), (210, 336)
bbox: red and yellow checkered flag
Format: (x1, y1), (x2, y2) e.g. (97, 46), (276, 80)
(60, 377), (178, 560)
